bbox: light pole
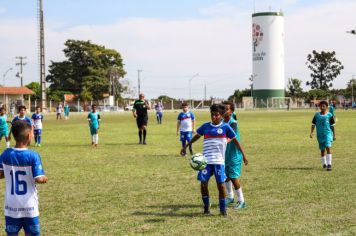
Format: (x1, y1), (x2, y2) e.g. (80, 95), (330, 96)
(249, 74), (257, 107)
(3, 67), (13, 109)
(189, 73), (199, 108)
(138, 70), (142, 97)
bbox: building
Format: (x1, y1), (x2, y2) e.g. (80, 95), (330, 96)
(0, 87), (35, 112)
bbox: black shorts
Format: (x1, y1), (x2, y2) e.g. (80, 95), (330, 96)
(136, 116), (148, 128)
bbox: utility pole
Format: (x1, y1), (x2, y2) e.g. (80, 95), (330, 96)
(137, 70), (142, 97)
(204, 84), (207, 101)
(15, 56), (27, 87)
(38, 0), (47, 111)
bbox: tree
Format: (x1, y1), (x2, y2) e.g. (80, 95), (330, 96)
(306, 50), (344, 90)
(25, 82), (41, 100)
(345, 78), (356, 99)
(46, 40), (126, 101)
(157, 95), (175, 103)
(228, 89), (251, 103)
(287, 78), (304, 100)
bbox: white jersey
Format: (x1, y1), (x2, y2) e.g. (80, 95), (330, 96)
(0, 148), (45, 218)
(177, 111), (195, 132)
(31, 113), (44, 130)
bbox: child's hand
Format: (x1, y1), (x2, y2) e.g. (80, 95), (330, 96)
(180, 148), (186, 156)
(176, 131), (179, 136)
(333, 135), (336, 141)
(309, 133), (313, 138)
(243, 156), (248, 166)
(35, 176), (48, 184)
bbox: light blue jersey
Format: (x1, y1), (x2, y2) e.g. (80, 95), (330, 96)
(312, 112), (335, 150)
(87, 112), (101, 135)
(0, 115), (9, 138)
(225, 117), (243, 178)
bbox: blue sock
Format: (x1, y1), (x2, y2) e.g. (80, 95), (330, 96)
(219, 198), (226, 213)
(38, 136), (41, 144)
(34, 135), (38, 143)
(181, 141), (186, 148)
(202, 196), (210, 208)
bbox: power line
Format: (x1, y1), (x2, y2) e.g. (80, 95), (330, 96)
(15, 56), (27, 87)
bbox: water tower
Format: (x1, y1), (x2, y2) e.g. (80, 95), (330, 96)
(252, 12), (285, 107)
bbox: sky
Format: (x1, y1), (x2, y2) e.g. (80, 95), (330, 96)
(0, 0), (355, 99)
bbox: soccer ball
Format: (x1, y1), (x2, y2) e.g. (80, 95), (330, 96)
(190, 153), (207, 171)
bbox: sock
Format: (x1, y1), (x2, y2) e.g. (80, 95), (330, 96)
(326, 154), (332, 165)
(6, 142), (10, 148)
(181, 141), (186, 148)
(236, 187), (245, 203)
(143, 130), (147, 141)
(37, 136), (41, 144)
(225, 181), (234, 199)
(34, 135), (38, 144)
(202, 196), (210, 209)
(138, 131), (142, 142)
(92, 135), (95, 143)
(95, 134), (99, 144)
(219, 198), (226, 213)
(189, 144), (193, 154)
(321, 156), (327, 166)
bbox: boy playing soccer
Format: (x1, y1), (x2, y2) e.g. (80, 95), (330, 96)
(176, 103), (195, 155)
(0, 120), (48, 236)
(310, 101), (336, 171)
(0, 107), (10, 148)
(31, 106), (44, 147)
(64, 103), (70, 120)
(9, 106), (33, 141)
(88, 104), (101, 147)
(181, 104), (247, 216)
(222, 101), (248, 209)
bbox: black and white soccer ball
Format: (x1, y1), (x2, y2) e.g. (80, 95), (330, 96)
(190, 153), (207, 171)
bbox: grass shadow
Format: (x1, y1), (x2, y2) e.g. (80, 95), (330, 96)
(132, 204), (204, 218)
(270, 167), (316, 171)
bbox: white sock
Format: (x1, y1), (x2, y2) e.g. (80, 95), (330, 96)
(321, 156), (327, 165)
(95, 134), (99, 144)
(92, 135), (95, 143)
(326, 154), (332, 165)
(6, 142), (10, 148)
(236, 188), (245, 203)
(225, 181), (234, 199)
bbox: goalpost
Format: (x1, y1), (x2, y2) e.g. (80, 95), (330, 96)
(270, 97), (292, 109)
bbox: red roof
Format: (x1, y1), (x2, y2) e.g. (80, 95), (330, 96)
(0, 87), (35, 95)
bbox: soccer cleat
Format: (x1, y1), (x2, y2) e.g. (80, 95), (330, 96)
(143, 141), (147, 145)
(203, 207), (211, 215)
(226, 198), (234, 205)
(326, 165), (332, 171)
(234, 201), (246, 209)
(35, 143), (38, 147)
(138, 141), (142, 144)
(37, 144), (41, 147)
(323, 164), (327, 169)
(220, 210), (228, 217)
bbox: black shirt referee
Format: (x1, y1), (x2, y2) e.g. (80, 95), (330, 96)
(132, 93), (151, 144)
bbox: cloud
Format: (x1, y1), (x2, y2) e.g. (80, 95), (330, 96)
(1, 0), (356, 99)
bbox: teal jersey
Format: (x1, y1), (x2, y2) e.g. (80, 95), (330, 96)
(312, 112), (335, 142)
(0, 115), (8, 131)
(64, 105), (70, 113)
(329, 105), (335, 116)
(225, 117), (242, 165)
(87, 112), (101, 128)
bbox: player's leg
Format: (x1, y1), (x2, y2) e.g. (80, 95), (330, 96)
(23, 217), (40, 236)
(5, 216), (22, 236)
(326, 146), (332, 171)
(90, 126), (95, 146)
(187, 132), (193, 155)
(156, 113), (159, 124)
(319, 140), (327, 169)
(94, 128), (99, 147)
(159, 112), (163, 124)
(5, 136), (10, 148)
(198, 165), (213, 214)
(214, 165), (227, 216)
(137, 118), (143, 144)
(180, 132), (187, 156)
(142, 116), (148, 144)
(37, 130), (42, 146)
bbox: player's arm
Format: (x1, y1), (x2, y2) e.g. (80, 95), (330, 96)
(330, 116), (336, 140)
(98, 114), (101, 128)
(232, 138), (248, 165)
(0, 170), (4, 179)
(310, 116), (316, 138)
(176, 120), (180, 135)
(145, 100), (151, 110)
(181, 134), (201, 156)
(132, 103), (137, 118)
(35, 175), (48, 184)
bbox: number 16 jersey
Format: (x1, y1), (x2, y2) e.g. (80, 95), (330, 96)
(0, 148), (45, 218)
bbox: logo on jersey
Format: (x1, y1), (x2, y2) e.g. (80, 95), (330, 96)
(217, 128), (223, 134)
(187, 114), (190, 117)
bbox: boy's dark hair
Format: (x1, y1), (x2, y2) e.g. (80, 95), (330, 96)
(319, 101), (329, 107)
(210, 104), (225, 115)
(36, 106), (41, 110)
(18, 105), (26, 112)
(92, 104), (97, 109)
(222, 101), (235, 112)
(11, 121), (32, 143)
(181, 102), (188, 107)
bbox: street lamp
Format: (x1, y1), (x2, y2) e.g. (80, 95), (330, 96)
(3, 67), (13, 109)
(189, 73), (199, 108)
(346, 29), (356, 35)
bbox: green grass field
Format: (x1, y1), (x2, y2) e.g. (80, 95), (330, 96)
(0, 110), (355, 235)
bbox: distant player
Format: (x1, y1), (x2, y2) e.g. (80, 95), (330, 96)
(0, 120), (48, 236)
(9, 105), (33, 141)
(0, 107), (10, 148)
(64, 103), (70, 120)
(176, 103), (195, 155)
(155, 102), (164, 124)
(310, 101), (336, 171)
(31, 106), (44, 147)
(56, 103), (63, 120)
(132, 93), (150, 144)
(88, 104), (101, 147)
(181, 104), (247, 217)
(222, 101), (248, 209)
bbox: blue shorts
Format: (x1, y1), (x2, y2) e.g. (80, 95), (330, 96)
(0, 129), (9, 139)
(34, 129), (42, 136)
(90, 125), (99, 135)
(197, 164), (226, 184)
(318, 140), (332, 151)
(180, 131), (192, 143)
(5, 216), (40, 236)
